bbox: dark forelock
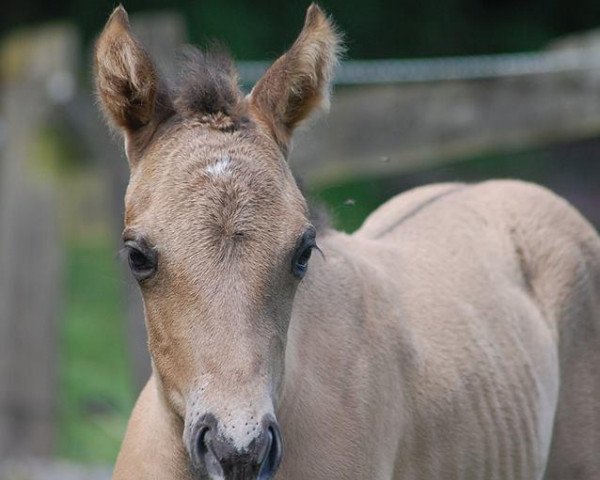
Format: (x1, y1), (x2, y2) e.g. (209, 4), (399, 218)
(172, 45), (245, 130)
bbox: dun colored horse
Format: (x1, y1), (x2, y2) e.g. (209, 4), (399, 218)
(95, 5), (600, 479)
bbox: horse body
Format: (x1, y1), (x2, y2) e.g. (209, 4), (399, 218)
(278, 179), (600, 480)
(115, 180), (600, 479)
(93, 5), (600, 479)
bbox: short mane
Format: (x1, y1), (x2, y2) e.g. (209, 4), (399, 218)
(172, 45), (245, 131)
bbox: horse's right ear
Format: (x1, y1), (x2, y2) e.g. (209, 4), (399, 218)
(94, 6), (169, 155)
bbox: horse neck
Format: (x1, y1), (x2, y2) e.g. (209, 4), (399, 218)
(280, 230), (373, 396)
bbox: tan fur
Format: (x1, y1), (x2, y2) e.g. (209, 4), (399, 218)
(96, 5), (600, 480)
(248, 4), (342, 151)
(95, 7), (160, 131)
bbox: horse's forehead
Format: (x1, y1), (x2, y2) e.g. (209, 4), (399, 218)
(124, 156), (302, 255)
(125, 128), (287, 223)
(157, 120), (281, 167)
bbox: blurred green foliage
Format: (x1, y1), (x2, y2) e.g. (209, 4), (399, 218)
(314, 175), (391, 232)
(58, 241), (133, 462)
(311, 145), (600, 232)
(3, 0), (600, 59)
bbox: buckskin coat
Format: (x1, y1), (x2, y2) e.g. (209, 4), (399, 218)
(94, 5), (600, 480)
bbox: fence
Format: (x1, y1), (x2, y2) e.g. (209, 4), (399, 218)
(239, 40), (600, 85)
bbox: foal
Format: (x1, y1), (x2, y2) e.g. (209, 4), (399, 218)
(95, 4), (600, 479)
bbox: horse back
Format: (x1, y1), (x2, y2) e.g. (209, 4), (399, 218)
(354, 180), (600, 479)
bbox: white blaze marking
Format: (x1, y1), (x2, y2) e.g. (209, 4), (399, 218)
(206, 156), (232, 178)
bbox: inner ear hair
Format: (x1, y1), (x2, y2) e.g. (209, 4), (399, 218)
(94, 6), (172, 137)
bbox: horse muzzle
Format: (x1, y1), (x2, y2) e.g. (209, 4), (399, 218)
(188, 412), (283, 480)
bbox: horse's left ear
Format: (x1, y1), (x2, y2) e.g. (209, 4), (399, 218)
(248, 4), (342, 153)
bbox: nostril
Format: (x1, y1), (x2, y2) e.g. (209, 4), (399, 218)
(190, 415), (225, 477)
(258, 423), (283, 480)
(189, 413), (281, 478)
(190, 414), (219, 470)
(190, 424), (210, 467)
(196, 425), (210, 457)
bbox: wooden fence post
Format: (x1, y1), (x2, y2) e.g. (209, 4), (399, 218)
(0, 24), (76, 459)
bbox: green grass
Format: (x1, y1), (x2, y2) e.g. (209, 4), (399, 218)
(311, 175), (391, 233)
(58, 240), (134, 463)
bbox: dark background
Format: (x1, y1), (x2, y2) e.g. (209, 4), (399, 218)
(3, 0), (600, 58)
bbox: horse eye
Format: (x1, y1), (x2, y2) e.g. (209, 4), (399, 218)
(124, 240), (157, 281)
(292, 229), (316, 279)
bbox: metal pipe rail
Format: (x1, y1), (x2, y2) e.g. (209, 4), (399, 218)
(238, 47), (600, 86)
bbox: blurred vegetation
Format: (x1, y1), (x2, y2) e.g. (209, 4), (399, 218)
(58, 241), (133, 462)
(312, 145), (600, 233)
(3, 0), (600, 59)
(36, 124), (133, 462)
